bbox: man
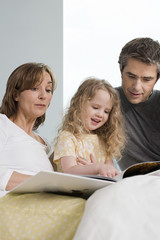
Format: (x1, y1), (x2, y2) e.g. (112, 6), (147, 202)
(117, 37), (160, 170)
(73, 38), (160, 240)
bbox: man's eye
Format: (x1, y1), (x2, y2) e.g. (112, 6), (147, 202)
(128, 75), (136, 79)
(143, 78), (152, 82)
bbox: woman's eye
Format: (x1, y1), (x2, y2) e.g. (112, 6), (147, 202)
(92, 106), (98, 109)
(46, 89), (52, 93)
(31, 87), (37, 91)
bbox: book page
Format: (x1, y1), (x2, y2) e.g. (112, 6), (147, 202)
(9, 171), (115, 198)
(123, 161), (160, 178)
(147, 169), (160, 177)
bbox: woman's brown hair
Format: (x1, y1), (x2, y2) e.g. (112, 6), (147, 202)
(0, 62), (56, 129)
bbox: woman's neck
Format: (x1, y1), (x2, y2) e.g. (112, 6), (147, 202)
(10, 114), (45, 144)
(10, 115), (35, 136)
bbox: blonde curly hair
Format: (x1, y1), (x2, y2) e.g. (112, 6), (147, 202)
(59, 78), (126, 160)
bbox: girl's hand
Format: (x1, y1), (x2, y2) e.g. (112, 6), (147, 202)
(98, 163), (119, 178)
(77, 153), (96, 165)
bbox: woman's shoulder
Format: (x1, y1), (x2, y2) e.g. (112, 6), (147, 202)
(0, 114), (10, 144)
(0, 114), (8, 125)
(0, 114), (11, 133)
(0, 114), (24, 135)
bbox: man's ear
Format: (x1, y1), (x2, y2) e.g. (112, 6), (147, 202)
(119, 64), (123, 79)
(119, 64), (123, 73)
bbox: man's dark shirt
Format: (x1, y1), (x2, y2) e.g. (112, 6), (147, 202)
(116, 87), (160, 170)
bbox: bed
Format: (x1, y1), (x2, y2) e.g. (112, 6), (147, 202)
(0, 192), (86, 240)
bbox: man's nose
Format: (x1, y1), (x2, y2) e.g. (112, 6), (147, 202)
(132, 79), (142, 91)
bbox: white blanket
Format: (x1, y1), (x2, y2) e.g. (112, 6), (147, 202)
(74, 175), (160, 240)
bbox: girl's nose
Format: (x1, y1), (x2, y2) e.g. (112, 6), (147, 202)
(96, 110), (103, 118)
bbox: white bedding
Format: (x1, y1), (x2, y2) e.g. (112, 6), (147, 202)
(74, 175), (160, 240)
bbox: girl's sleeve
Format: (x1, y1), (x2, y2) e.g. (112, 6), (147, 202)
(54, 131), (77, 161)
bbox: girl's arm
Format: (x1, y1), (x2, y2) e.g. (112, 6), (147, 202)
(61, 156), (119, 178)
(5, 171), (32, 190)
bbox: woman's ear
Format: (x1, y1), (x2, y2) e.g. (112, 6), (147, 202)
(14, 90), (19, 101)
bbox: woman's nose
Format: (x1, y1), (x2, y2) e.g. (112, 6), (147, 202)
(39, 89), (46, 99)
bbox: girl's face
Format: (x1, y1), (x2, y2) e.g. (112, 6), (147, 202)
(15, 72), (53, 120)
(81, 89), (113, 132)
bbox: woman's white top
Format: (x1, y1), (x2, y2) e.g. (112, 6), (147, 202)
(0, 114), (53, 197)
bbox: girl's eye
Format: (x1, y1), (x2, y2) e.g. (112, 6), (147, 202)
(92, 106), (98, 109)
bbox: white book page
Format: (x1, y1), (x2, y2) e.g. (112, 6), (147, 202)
(9, 171), (115, 197)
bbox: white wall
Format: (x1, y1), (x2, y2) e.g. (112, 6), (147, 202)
(1, 0), (160, 142)
(0, 0), (63, 142)
(64, 0), (160, 108)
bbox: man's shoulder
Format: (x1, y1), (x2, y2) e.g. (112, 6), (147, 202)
(115, 86), (121, 91)
(115, 86), (125, 99)
(151, 89), (160, 102)
(153, 89), (160, 95)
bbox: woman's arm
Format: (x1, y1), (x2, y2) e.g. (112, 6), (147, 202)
(5, 171), (32, 191)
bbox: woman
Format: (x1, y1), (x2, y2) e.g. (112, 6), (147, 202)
(0, 63), (85, 240)
(0, 62), (56, 195)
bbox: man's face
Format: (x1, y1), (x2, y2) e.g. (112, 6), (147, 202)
(121, 58), (157, 104)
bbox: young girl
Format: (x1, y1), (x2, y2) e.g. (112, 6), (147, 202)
(54, 78), (125, 178)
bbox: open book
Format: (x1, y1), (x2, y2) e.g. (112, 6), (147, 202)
(9, 171), (115, 198)
(115, 160), (160, 180)
(9, 161), (160, 198)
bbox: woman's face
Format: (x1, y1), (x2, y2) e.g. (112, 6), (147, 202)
(15, 72), (53, 120)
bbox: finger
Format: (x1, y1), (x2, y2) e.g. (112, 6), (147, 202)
(115, 170), (119, 175)
(90, 153), (96, 163)
(77, 158), (90, 165)
(77, 156), (85, 162)
(77, 162), (83, 165)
